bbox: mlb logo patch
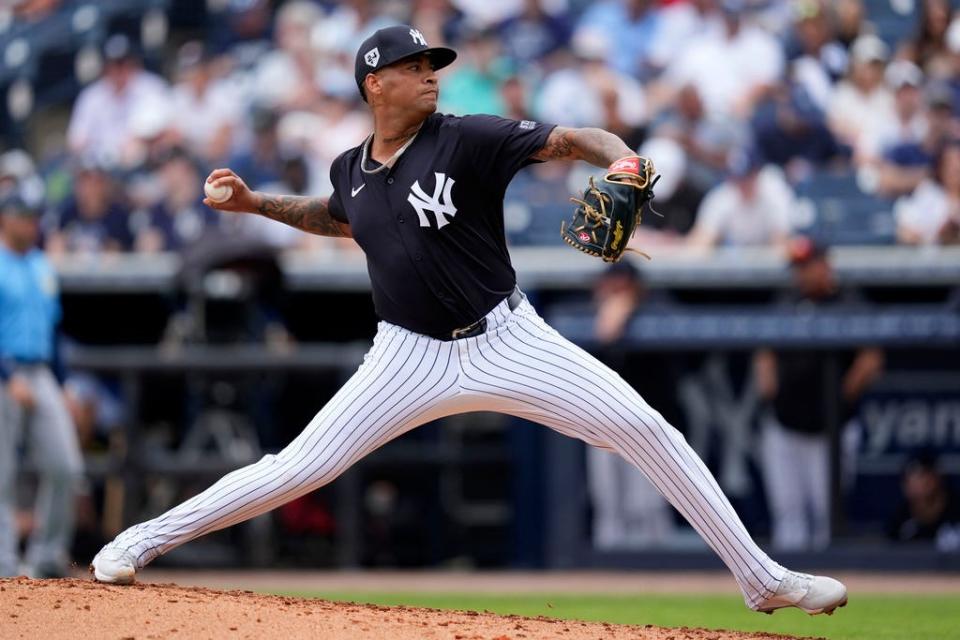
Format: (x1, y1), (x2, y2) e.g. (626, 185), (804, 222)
(364, 47), (380, 67)
(519, 120), (536, 130)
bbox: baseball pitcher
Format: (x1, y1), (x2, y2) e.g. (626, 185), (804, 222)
(92, 25), (847, 616)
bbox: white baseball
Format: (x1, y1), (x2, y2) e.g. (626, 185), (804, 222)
(204, 180), (234, 203)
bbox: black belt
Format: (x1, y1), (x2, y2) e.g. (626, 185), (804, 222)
(429, 288), (523, 341)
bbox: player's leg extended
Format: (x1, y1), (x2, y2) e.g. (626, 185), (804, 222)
(94, 324), (461, 580)
(22, 367), (84, 575)
(463, 301), (842, 612)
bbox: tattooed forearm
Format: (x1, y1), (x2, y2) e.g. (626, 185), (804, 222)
(533, 127), (575, 160)
(255, 194), (351, 238)
(531, 126), (634, 167)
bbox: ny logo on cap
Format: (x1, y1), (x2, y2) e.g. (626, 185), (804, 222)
(364, 47), (380, 67)
(409, 28), (427, 46)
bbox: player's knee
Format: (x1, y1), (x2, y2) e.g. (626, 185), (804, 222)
(271, 451), (340, 488)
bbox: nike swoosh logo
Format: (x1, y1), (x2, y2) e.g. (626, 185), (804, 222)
(351, 184), (366, 197)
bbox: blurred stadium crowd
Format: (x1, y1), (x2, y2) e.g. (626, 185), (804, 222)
(0, 0), (960, 253)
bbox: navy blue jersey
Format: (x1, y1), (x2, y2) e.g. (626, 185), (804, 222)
(329, 113), (555, 334)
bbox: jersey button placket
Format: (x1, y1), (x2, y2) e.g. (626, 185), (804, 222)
(387, 177), (395, 184)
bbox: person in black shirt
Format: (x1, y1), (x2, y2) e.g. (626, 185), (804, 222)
(92, 25), (848, 616)
(755, 237), (884, 551)
(887, 452), (960, 552)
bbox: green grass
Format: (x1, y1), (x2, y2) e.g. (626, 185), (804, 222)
(273, 591), (960, 640)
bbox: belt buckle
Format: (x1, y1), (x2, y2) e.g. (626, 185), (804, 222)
(451, 319), (483, 340)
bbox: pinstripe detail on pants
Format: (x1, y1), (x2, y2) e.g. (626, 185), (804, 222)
(107, 293), (784, 608)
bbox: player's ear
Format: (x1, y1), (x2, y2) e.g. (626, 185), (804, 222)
(364, 73), (382, 102)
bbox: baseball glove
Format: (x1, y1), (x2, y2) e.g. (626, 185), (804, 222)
(561, 156), (659, 262)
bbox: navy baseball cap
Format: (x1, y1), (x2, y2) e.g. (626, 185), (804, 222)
(354, 25), (457, 101)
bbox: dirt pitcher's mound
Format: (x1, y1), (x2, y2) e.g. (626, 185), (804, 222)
(0, 577), (819, 640)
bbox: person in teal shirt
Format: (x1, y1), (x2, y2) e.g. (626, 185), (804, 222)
(0, 191), (83, 578)
(437, 28), (512, 117)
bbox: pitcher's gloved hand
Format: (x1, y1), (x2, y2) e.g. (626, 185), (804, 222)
(561, 156), (660, 262)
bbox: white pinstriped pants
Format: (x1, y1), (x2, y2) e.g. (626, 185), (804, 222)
(109, 293), (786, 608)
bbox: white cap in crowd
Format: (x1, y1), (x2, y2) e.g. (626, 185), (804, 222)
(850, 34), (890, 65)
(885, 60), (924, 90)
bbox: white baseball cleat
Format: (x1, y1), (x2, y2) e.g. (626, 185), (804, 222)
(89, 547), (137, 584)
(755, 571), (848, 615)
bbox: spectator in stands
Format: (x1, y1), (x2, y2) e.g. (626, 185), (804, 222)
(408, 0), (465, 48)
(452, 0), (523, 28)
(752, 63), (840, 175)
(904, 0), (955, 78)
(944, 16), (960, 107)
(308, 0), (399, 82)
(230, 152), (312, 250)
(122, 90), (180, 174)
(656, 0), (784, 120)
(170, 42), (241, 165)
(438, 27), (511, 116)
(0, 151), (47, 226)
(574, 0), (662, 79)
(0, 150), (42, 200)
(250, 0), (324, 111)
(536, 31), (646, 146)
(686, 147), (795, 249)
(754, 237), (884, 551)
(0, 191), (83, 578)
(648, 0), (724, 76)
(654, 83), (749, 187)
(876, 81), (958, 197)
(787, 0), (847, 112)
(587, 262), (675, 549)
(66, 35), (169, 166)
(500, 75), (534, 122)
(502, 159), (573, 245)
(288, 90), (371, 190)
(832, 0), (868, 51)
(887, 452), (960, 552)
(871, 61), (929, 159)
(895, 138), (960, 244)
(827, 34), (896, 164)
(46, 161), (133, 256)
(227, 107), (282, 191)
(135, 149), (220, 253)
(640, 84), (748, 235)
(496, 0), (571, 67)
(205, 0), (272, 51)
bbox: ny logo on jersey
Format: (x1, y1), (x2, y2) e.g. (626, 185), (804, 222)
(409, 28), (427, 46)
(407, 173), (457, 229)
